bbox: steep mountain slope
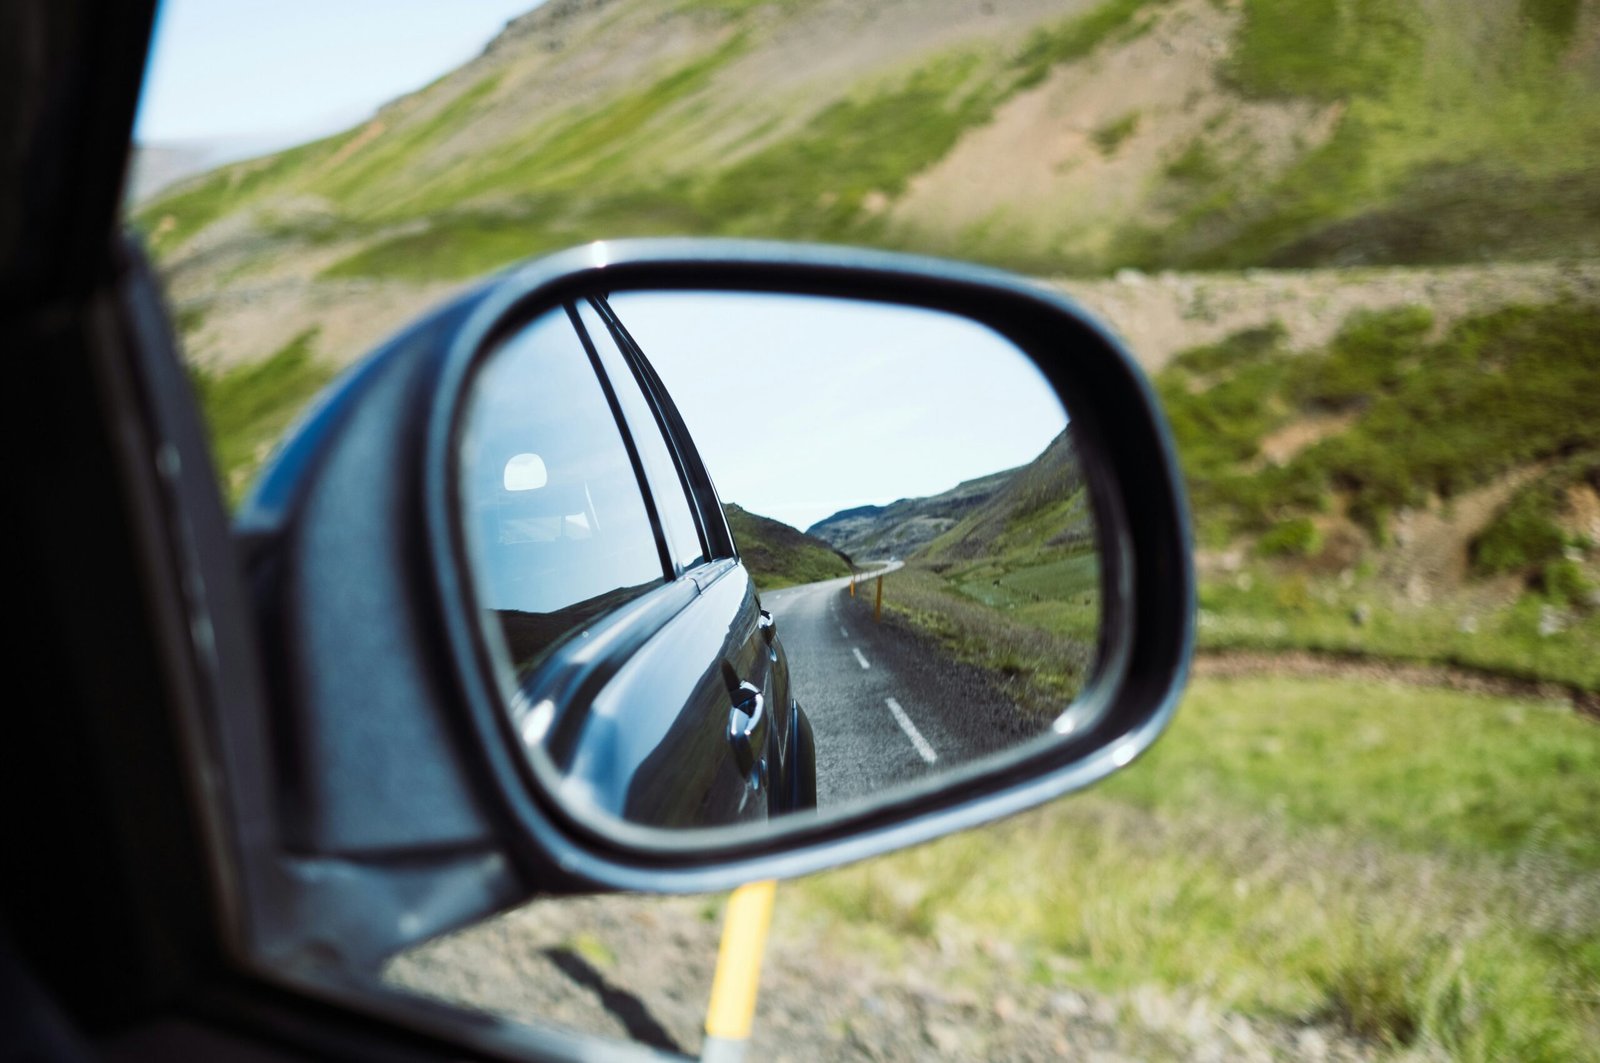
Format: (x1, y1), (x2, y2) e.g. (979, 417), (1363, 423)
(918, 430), (1092, 562)
(806, 467), (1016, 558)
(127, 142), (223, 202)
(861, 429), (1102, 667)
(805, 431), (1095, 594)
(137, 0), (1600, 376)
(723, 503), (854, 589)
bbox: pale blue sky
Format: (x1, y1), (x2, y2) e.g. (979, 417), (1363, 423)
(136, 0), (544, 148)
(607, 293), (1069, 532)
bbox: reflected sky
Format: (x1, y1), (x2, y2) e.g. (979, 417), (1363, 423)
(608, 291), (1068, 531)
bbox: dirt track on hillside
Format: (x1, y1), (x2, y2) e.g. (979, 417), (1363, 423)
(1194, 650), (1600, 720)
(1054, 259), (1600, 371)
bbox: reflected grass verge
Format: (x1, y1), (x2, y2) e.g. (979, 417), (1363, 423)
(855, 562), (1097, 716)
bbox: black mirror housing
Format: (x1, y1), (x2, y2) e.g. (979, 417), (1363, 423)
(236, 240), (1193, 967)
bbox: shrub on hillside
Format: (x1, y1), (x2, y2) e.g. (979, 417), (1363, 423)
(1538, 559), (1595, 608)
(1257, 517), (1321, 557)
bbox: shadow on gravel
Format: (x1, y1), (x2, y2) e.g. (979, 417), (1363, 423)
(543, 948), (685, 1054)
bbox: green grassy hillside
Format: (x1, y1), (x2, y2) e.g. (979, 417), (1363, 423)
(829, 306), (1600, 1055)
(805, 468), (1016, 559)
(189, 328), (335, 503)
(1160, 303), (1600, 551)
(1155, 300), (1600, 690)
(920, 431), (1090, 563)
(797, 672), (1600, 1059)
(724, 503), (854, 590)
(138, 0), (1600, 322)
(1113, 0), (1600, 270)
(839, 431), (1101, 709)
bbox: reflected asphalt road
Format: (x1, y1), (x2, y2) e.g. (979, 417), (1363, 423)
(761, 563), (1038, 809)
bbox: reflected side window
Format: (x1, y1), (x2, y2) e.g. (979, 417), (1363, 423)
(578, 300), (707, 575)
(460, 307), (667, 678)
(602, 299), (737, 562)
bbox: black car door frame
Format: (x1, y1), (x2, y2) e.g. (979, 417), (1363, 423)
(593, 295), (794, 807)
(589, 296), (738, 564)
(523, 299), (782, 828)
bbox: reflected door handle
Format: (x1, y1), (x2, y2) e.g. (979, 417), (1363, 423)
(726, 679), (767, 781)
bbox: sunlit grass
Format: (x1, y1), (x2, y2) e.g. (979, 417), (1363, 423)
(789, 675), (1600, 1060)
(189, 329), (334, 504)
(137, 0), (1600, 279)
(861, 563), (1097, 713)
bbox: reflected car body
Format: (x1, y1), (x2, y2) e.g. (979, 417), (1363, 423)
(465, 295), (817, 827)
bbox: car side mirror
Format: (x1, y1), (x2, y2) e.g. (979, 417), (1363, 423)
(239, 239), (1191, 966)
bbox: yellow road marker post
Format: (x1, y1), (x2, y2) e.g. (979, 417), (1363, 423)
(874, 575), (883, 622)
(702, 880), (777, 1063)
(849, 575), (855, 596)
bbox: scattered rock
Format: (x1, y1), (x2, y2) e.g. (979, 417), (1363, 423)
(923, 1021), (963, 1054)
(388, 885), (1384, 1062)
(1048, 990), (1089, 1018)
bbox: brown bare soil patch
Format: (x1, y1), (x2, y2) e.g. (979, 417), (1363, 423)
(1382, 466), (1545, 602)
(1256, 410), (1357, 467)
(891, 0), (1336, 262)
(1054, 259), (1600, 373)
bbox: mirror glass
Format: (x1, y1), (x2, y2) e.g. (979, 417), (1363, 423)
(457, 290), (1103, 834)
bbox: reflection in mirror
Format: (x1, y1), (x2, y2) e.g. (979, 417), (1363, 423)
(502, 452), (548, 492)
(458, 291), (1101, 835)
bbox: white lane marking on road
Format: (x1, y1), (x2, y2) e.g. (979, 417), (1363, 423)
(852, 647), (871, 670)
(839, 625), (849, 638)
(885, 698), (937, 764)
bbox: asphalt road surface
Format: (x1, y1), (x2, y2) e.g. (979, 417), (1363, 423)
(761, 563), (1044, 809)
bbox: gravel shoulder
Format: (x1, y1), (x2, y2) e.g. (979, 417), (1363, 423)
(386, 891), (1377, 1062)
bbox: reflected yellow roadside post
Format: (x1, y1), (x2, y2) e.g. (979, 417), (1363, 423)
(849, 573), (855, 596)
(702, 880), (778, 1063)
(874, 575), (883, 622)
